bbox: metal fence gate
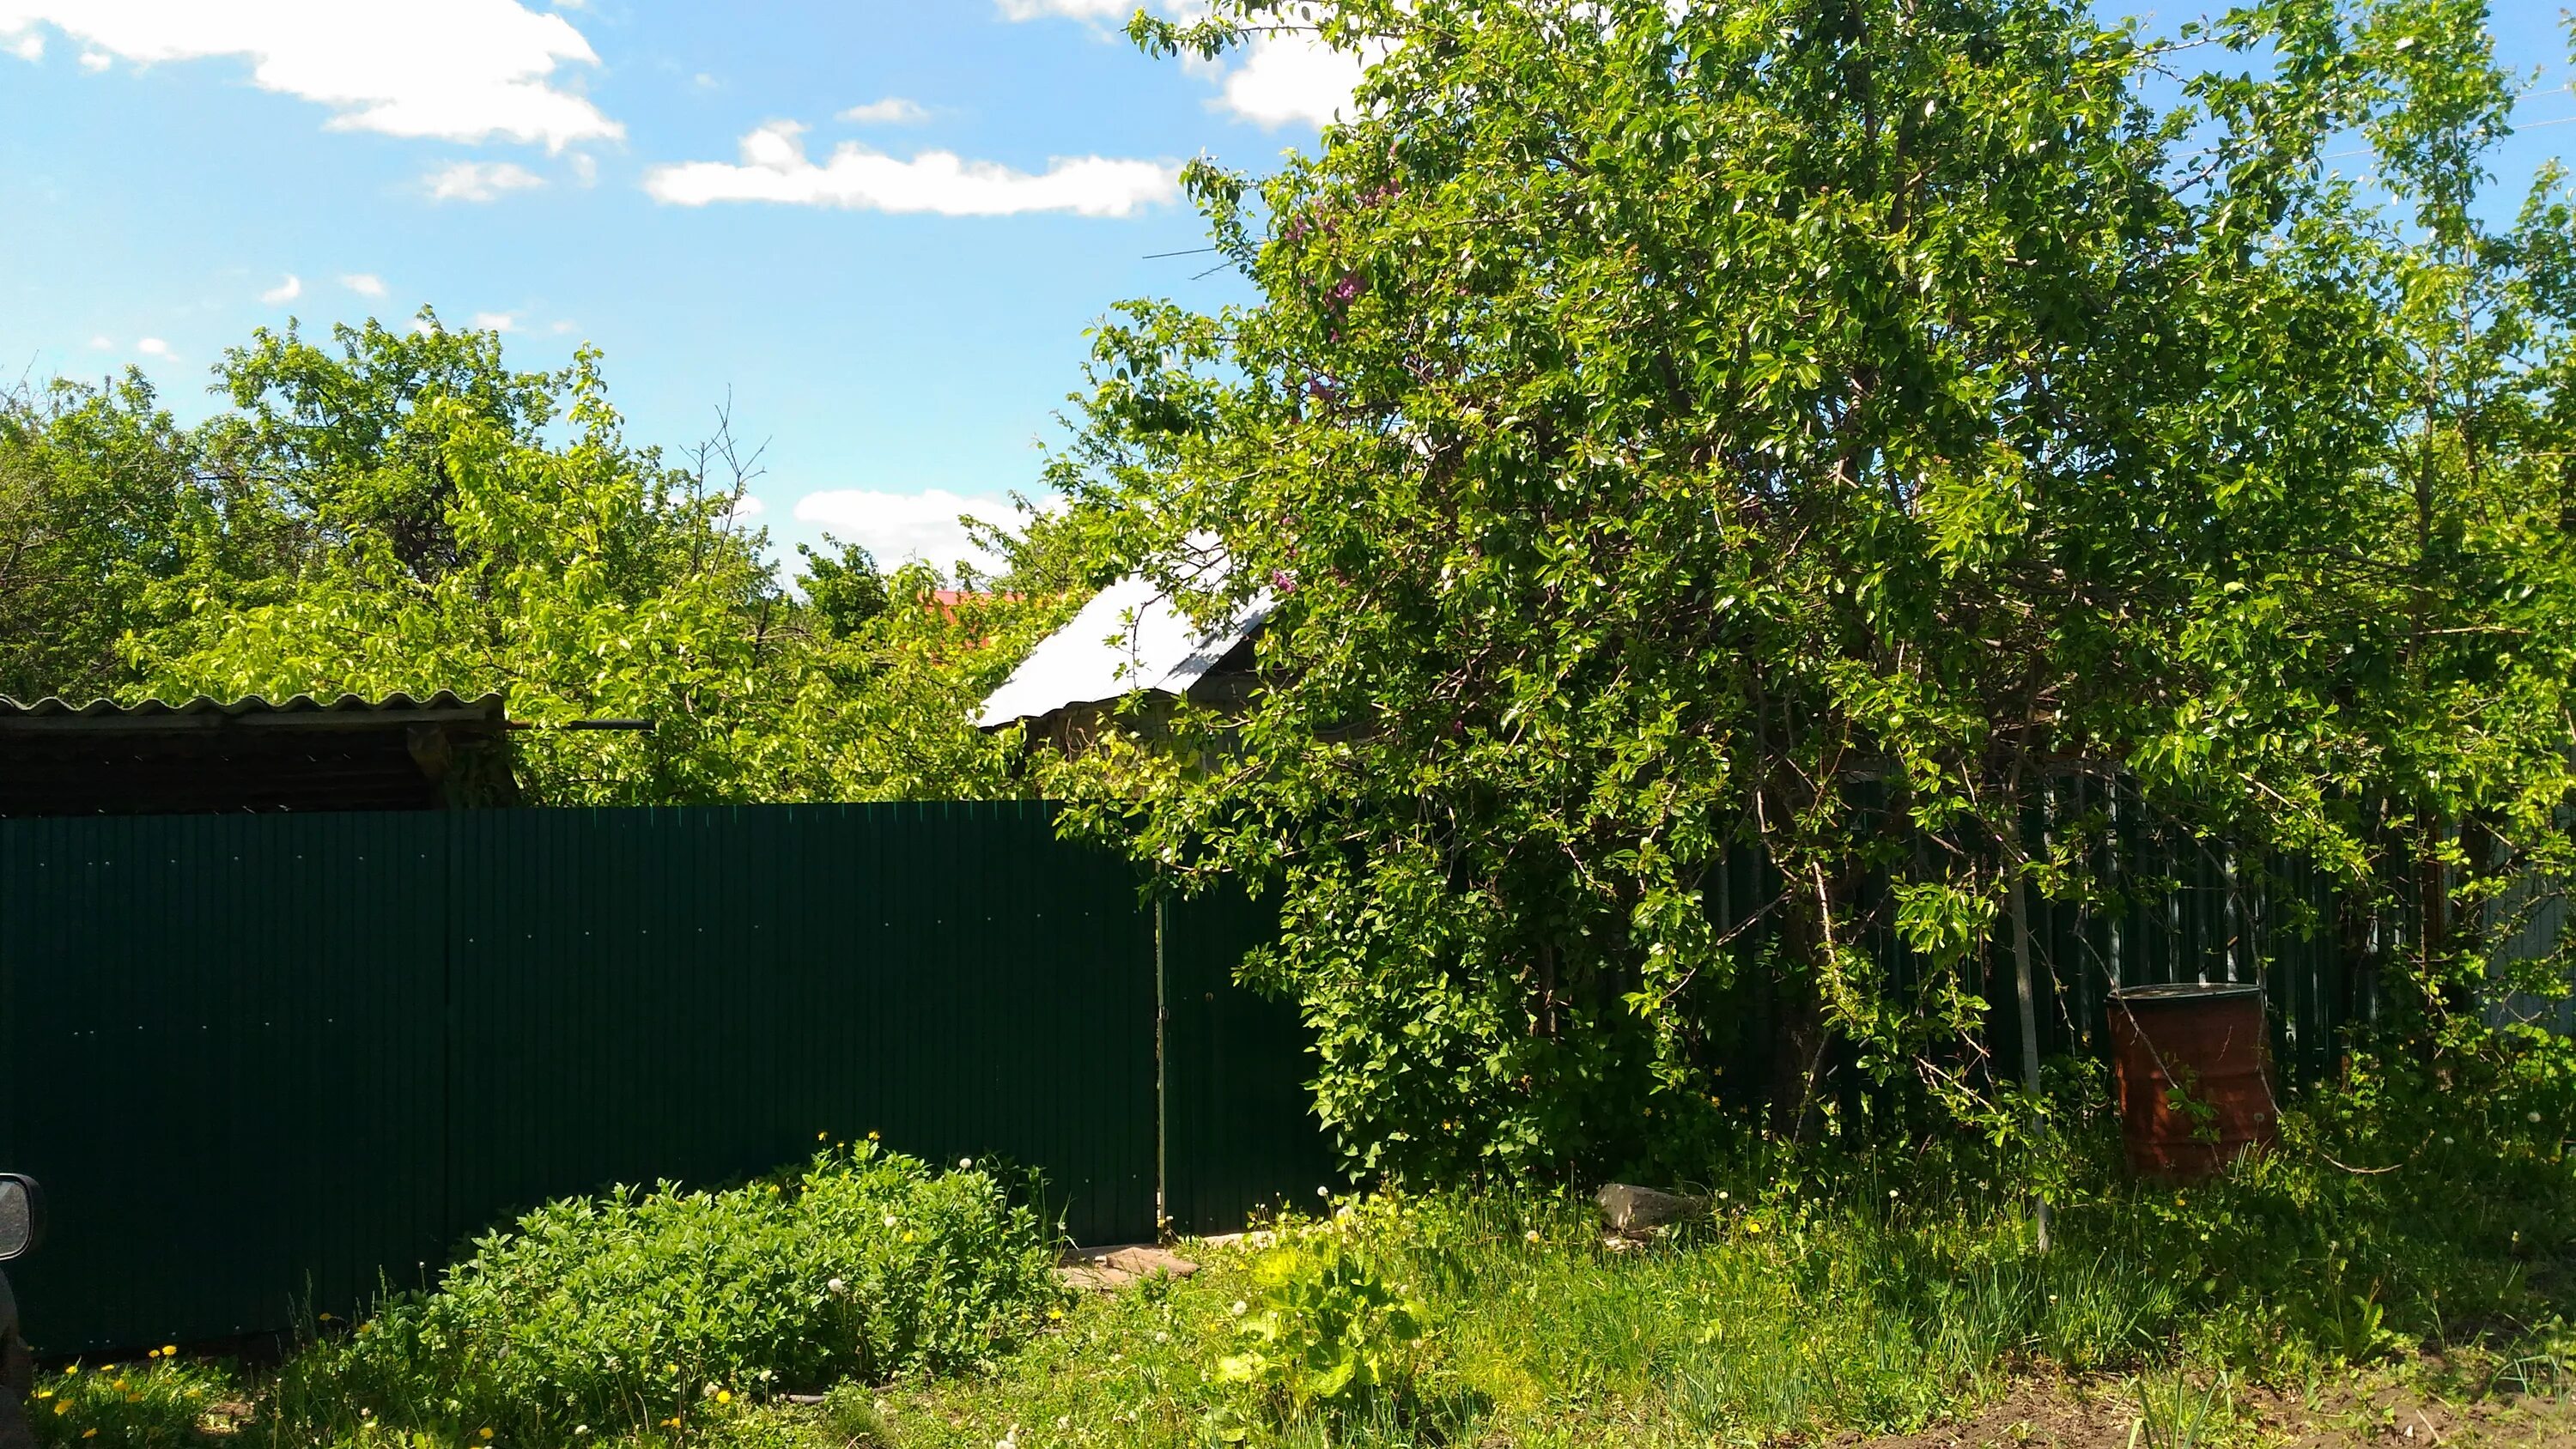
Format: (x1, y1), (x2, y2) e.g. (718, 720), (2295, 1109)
(0, 803), (1326, 1354)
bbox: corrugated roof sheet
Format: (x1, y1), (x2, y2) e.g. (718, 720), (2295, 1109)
(0, 691), (507, 726)
(977, 567), (1269, 730)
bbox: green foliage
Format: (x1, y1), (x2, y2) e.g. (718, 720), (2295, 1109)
(29, 1351), (236, 1447)
(2127, 1368), (2237, 1449)
(263, 1145), (1061, 1446)
(797, 539), (892, 642)
(1212, 1233), (1430, 1428)
(0, 373), (291, 703)
(1050, 0), (2576, 1177)
(0, 307), (1073, 805)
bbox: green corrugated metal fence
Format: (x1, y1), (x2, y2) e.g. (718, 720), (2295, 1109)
(0, 793), (2479, 1356)
(0, 804), (1321, 1354)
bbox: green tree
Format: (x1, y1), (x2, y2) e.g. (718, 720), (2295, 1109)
(109, 311), (1068, 808)
(0, 372), (294, 702)
(1048, 0), (2576, 1175)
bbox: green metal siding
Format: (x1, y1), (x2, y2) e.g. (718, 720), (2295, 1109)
(1162, 888), (1339, 1235)
(0, 794), (2417, 1355)
(0, 803), (1282, 1355)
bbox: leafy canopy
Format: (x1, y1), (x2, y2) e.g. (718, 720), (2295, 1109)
(1056, 0), (2576, 1174)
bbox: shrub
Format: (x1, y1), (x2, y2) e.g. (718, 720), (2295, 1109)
(269, 1144), (1060, 1445)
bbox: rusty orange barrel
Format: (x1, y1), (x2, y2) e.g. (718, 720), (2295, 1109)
(2105, 983), (2277, 1179)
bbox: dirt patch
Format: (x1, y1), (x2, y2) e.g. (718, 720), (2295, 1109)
(1841, 1376), (2576, 1449)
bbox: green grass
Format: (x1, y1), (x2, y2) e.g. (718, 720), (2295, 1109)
(19, 1061), (2574, 1449)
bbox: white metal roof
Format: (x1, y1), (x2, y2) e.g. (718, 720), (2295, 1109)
(976, 567), (1270, 729)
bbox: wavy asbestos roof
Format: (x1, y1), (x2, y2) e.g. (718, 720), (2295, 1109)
(0, 691), (507, 729)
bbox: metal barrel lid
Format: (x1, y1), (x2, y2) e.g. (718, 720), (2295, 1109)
(2108, 981), (2264, 1003)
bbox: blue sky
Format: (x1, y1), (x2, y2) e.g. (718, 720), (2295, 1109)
(0, 1), (1354, 573)
(1, 3), (2569, 581)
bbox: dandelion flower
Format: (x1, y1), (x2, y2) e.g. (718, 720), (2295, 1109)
(959, 1156), (975, 1170)
(1230, 1300), (1248, 1316)
(884, 1213), (899, 1228)
(82, 1431), (96, 1440)
(717, 1391), (732, 1405)
(574, 1427), (591, 1437)
(161, 1345), (175, 1358)
(1047, 1307), (1063, 1321)
(818, 1131), (829, 1141)
(481, 1429), (495, 1440)
(2530, 1111), (2544, 1124)
(54, 1401), (70, 1416)
(146, 1349), (160, 1360)
(828, 1276), (848, 1295)
(868, 1131), (881, 1141)
(1524, 1228), (1541, 1244)
(1716, 1191), (1728, 1201)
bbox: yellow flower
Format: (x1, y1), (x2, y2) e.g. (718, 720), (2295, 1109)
(1047, 1308), (1062, 1321)
(62, 1366), (77, 1376)
(1746, 1221), (1765, 1234)
(480, 1429), (495, 1440)
(82, 1430), (97, 1440)
(817, 1132), (829, 1142)
(111, 1379), (127, 1392)
(53, 1400), (70, 1416)
(161, 1345), (176, 1357)
(867, 1131), (880, 1142)
(715, 1391), (732, 1404)
(146, 1349), (161, 1359)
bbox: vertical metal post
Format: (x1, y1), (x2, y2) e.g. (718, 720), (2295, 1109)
(2009, 863), (2051, 1254)
(1154, 894), (1170, 1243)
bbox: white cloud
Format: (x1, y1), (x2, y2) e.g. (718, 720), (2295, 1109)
(259, 273), (301, 303)
(87, 335), (112, 349)
(341, 272), (387, 297)
(1216, 32), (1366, 127)
(793, 488), (1012, 571)
(470, 311), (519, 332)
(76, 47), (106, 70)
(548, 318), (579, 335)
(993, 0), (1366, 130)
(645, 122), (1177, 218)
(839, 96), (928, 124)
(423, 159), (544, 202)
(135, 336), (175, 358)
(727, 494), (768, 521)
(0, 1), (622, 149)
(6, 29), (37, 59)
(568, 151), (597, 185)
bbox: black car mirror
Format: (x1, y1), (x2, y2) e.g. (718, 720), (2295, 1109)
(0, 1176), (41, 1262)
